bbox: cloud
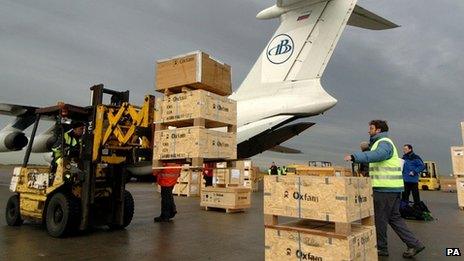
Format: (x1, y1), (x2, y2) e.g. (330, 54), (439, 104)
(0, 0), (463, 175)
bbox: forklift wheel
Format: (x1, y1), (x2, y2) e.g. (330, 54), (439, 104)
(109, 190), (134, 230)
(45, 193), (80, 237)
(5, 195), (23, 226)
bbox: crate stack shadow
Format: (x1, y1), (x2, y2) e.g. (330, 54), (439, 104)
(153, 51), (237, 197)
(263, 174), (378, 260)
(451, 122), (464, 208)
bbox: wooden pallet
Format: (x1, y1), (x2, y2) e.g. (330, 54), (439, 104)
(264, 214), (374, 236)
(204, 206), (246, 213)
(155, 116), (236, 133)
(213, 183), (239, 188)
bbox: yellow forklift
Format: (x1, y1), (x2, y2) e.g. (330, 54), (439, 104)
(5, 85), (154, 237)
(419, 160), (440, 190)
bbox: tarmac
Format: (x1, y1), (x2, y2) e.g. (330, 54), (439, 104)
(1, 166), (464, 261)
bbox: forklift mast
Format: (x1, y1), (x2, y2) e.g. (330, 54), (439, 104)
(80, 84), (154, 230)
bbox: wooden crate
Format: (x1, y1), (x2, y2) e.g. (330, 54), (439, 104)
(178, 169), (201, 183)
(264, 175), (373, 223)
(286, 165), (352, 177)
(451, 146), (464, 175)
(174, 182), (200, 197)
(213, 168), (242, 185)
(440, 177), (457, 192)
(243, 179), (259, 192)
(200, 186), (251, 212)
(154, 89), (236, 128)
(456, 177), (464, 209)
(153, 126), (236, 161)
(234, 159), (252, 170)
(156, 51), (232, 96)
(265, 220), (377, 261)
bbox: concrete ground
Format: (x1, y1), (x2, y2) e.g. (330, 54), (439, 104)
(1, 166), (464, 260)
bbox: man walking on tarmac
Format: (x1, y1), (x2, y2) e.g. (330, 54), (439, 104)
(153, 163), (180, 222)
(344, 120), (425, 258)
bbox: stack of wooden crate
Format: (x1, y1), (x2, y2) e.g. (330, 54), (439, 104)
(213, 167), (242, 187)
(201, 161), (252, 212)
(153, 50), (237, 171)
(263, 175), (377, 260)
(451, 122), (464, 209)
(173, 169), (202, 197)
(235, 160), (259, 191)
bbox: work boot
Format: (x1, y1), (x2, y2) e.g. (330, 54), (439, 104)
(153, 216), (170, 223)
(170, 210), (177, 218)
(403, 246), (425, 258)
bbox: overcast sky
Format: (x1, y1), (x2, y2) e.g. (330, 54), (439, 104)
(0, 0), (463, 174)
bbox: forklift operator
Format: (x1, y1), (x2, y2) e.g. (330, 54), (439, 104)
(51, 121), (85, 170)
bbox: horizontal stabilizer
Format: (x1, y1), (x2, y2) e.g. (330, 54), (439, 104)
(237, 122), (314, 159)
(348, 5), (399, 30)
(0, 103), (37, 117)
(269, 145), (301, 154)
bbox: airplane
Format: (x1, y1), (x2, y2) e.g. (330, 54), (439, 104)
(0, 0), (397, 177)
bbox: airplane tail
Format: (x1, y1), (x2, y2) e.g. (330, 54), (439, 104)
(232, 0), (397, 100)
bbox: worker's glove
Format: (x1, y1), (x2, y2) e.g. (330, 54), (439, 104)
(409, 171), (415, 176)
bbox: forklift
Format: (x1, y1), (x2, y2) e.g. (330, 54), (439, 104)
(5, 85), (154, 237)
(419, 160), (441, 190)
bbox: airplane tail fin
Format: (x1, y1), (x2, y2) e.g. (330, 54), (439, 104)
(233, 0), (396, 100)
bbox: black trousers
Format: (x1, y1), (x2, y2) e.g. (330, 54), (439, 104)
(160, 186), (176, 219)
(204, 176), (213, 187)
(374, 192), (422, 252)
(402, 182), (421, 204)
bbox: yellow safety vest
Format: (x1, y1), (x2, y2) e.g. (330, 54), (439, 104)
(52, 131), (79, 161)
(369, 137), (404, 191)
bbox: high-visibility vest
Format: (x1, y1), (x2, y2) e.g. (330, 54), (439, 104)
(153, 164), (181, 187)
(369, 137), (404, 191)
(52, 131), (80, 161)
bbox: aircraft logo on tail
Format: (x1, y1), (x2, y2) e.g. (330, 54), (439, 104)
(266, 34), (294, 64)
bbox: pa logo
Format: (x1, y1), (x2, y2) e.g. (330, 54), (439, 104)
(266, 34), (294, 64)
(446, 248), (461, 256)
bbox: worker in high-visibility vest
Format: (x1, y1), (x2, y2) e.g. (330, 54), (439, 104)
(345, 120), (424, 259)
(153, 163), (180, 222)
(51, 121), (85, 171)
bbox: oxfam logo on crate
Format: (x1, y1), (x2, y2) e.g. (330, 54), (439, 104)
(266, 34), (294, 64)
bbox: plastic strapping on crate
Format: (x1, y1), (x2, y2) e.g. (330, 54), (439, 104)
(172, 128), (176, 159)
(356, 178), (362, 221)
(175, 93), (179, 121)
(298, 176), (302, 219)
(215, 95), (220, 121)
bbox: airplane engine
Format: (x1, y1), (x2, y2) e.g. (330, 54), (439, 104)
(32, 133), (57, 153)
(0, 131), (28, 152)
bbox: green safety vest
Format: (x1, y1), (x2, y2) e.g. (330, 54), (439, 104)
(369, 137), (404, 190)
(52, 131), (79, 161)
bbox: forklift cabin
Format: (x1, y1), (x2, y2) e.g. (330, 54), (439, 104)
(5, 85), (145, 237)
